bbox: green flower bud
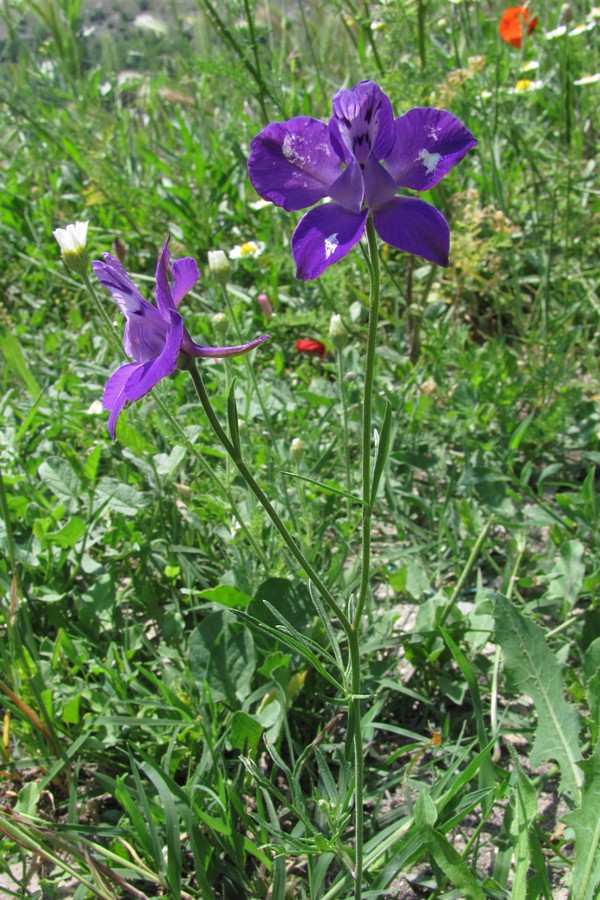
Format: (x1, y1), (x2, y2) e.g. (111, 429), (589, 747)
(329, 313), (348, 350)
(290, 437), (305, 462)
(212, 312), (229, 335)
(207, 249), (231, 282)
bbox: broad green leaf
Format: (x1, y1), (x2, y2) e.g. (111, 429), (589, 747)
(45, 516), (86, 547)
(544, 540), (585, 608)
(563, 741), (600, 900)
(495, 595), (582, 802)
(229, 710), (263, 754)
(95, 477), (150, 516)
(389, 559), (431, 600)
(188, 611), (255, 704)
(198, 584), (253, 609)
(38, 457), (81, 504)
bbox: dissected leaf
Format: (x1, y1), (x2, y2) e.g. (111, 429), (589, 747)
(495, 594), (583, 802)
(563, 741), (600, 900)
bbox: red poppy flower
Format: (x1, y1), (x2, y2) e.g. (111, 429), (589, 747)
(499, 6), (538, 48)
(296, 339), (326, 357)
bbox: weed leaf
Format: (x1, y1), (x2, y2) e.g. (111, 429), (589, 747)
(563, 741), (600, 900)
(495, 594), (583, 802)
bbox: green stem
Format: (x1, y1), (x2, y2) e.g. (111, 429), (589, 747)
(347, 217), (383, 898)
(336, 350), (352, 520)
(220, 284), (299, 532)
(80, 270), (123, 357)
(153, 393), (270, 572)
(354, 216), (381, 627)
(186, 361), (351, 635)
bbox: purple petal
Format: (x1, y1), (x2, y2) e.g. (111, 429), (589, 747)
(103, 361), (142, 440)
(186, 332), (270, 358)
(92, 254), (166, 360)
(329, 161), (364, 213)
(364, 158), (398, 207)
(292, 203), (368, 281)
(122, 309), (184, 402)
(155, 239), (176, 318)
(248, 117), (341, 212)
(372, 197), (450, 267)
(329, 81), (395, 165)
(171, 257), (200, 306)
(385, 108), (478, 191)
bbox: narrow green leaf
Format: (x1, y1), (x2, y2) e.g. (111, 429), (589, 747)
(280, 470), (364, 505)
(509, 411), (534, 451)
(370, 400), (392, 503)
(506, 746), (539, 899)
(139, 757), (182, 900)
(441, 629), (495, 815)
(415, 804), (486, 900)
(0, 328), (41, 397)
(495, 594), (582, 802)
(227, 379), (242, 456)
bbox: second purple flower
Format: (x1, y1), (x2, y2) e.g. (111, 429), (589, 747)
(248, 80), (477, 280)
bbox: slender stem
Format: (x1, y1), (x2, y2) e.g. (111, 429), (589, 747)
(346, 218), (383, 899)
(153, 392), (270, 571)
(80, 270), (123, 357)
(221, 284), (299, 531)
(186, 361), (352, 636)
(336, 350), (352, 520)
(354, 216), (381, 628)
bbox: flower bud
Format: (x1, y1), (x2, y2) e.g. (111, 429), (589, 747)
(290, 437), (305, 462)
(53, 220), (89, 275)
(212, 312), (228, 335)
(257, 292), (273, 319)
(329, 313), (348, 350)
(207, 249), (231, 282)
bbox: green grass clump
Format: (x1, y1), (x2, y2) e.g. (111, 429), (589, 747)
(1, 0), (599, 897)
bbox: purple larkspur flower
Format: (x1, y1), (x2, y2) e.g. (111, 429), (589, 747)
(248, 80), (477, 280)
(93, 237), (269, 438)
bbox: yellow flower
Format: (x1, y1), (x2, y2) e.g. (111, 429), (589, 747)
(229, 240), (265, 260)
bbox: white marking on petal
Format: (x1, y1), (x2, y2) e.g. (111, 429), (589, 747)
(418, 148), (442, 175)
(282, 133), (303, 165)
(324, 233), (339, 259)
(427, 126), (440, 142)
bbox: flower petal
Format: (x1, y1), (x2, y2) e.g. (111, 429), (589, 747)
(364, 157), (398, 207)
(329, 81), (395, 165)
(329, 161), (364, 213)
(385, 108), (477, 191)
(248, 117), (341, 211)
(292, 203), (368, 281)
(122, 308), (184, 402)
(154, 239), (176, 318)
(373, 197), (450, 266)
(103, 361), (141, 440)
(92, 254), (166, 360)
(171, 257), (200, 306)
